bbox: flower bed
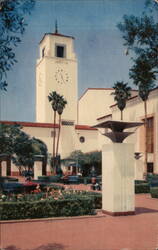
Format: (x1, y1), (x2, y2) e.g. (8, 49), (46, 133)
(0, 197), (95, 220)
(0, 188), (102, 220)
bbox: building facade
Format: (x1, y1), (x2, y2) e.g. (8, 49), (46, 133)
(0, 30), (158, 179)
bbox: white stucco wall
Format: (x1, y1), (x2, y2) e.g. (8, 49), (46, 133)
(78, 88), (114, 126)
(110, 88), (158, 174)
(75, 129), (99, 153)
(36, 33), (78, 123)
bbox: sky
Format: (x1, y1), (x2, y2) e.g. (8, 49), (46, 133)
(1, 0), (148, 122)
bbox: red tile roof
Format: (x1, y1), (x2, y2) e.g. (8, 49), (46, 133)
(75, 125), (97, 131)
(97, 114), (112, 120)
(0, 121), (59, 128)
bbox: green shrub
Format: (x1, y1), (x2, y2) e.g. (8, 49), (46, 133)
(38, 176), (50, 182)
(135, 180), (147, 185)
(0, 197), (95, 220)
(46, 184), (64, 190)
(0, 177), (19, 183)
(150, 187), (158, 198)
(147, 174), (158, 183)
(89, 192), (102, 209)
(83, 177), (92, 185)
(62, 190), (102, 209)
(48, 176), (60, 183)
(135, 183), (150, 193)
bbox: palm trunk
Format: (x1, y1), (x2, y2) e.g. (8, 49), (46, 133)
(56, 114), (61, 158)
(144, 100), (148, 178)
(53, 111), (56, 172)
(0, 161), (1, 177)
(121, 110), (123, 120)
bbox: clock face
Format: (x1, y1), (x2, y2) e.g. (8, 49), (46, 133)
(55, 69), (69, 84)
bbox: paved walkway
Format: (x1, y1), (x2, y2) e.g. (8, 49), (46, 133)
(1, 194), (158, 250)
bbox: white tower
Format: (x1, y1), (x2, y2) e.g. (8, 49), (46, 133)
(36, 27), (78, 124)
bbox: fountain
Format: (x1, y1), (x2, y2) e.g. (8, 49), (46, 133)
(93, 120), (143, 216)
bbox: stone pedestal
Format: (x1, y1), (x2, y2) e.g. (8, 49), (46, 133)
(102, 143), (135, 216)
(135, 159), (144, 180)
(34, 161), (42, 180)
(1, 161), (7, 176)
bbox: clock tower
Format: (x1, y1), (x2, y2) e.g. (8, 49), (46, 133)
(36, 28), (78, 123)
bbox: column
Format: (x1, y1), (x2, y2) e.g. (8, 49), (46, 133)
(34, 161), (43, 180)
(102, 143), (135, 216)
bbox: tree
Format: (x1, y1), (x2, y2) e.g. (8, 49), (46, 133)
(56, 96), (67, 157)
(0, 123), (47, 173)
(48, 91), (61, 169)
(129, 54), (157, 174)
(118, 7), (158, 175)
(111, 81), (131, 120)
(0, 123), (23, 155)
(62, 150), (102, 177)
(0, 0), (35, 91)
(13, 136), (48, 172)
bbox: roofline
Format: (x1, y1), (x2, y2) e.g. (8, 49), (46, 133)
(79, 88), (114, 101)
(110, 86), (158, 108)
(75, 124), (97, 131)
(39, 32), (75, 44)
(97, 114), (112, 121)
(110, 95), (138, 108)
(0, 121), (97, 130)
(0, 121), (59, 128)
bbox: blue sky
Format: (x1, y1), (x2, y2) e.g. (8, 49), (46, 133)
(1, 0), (147, 122)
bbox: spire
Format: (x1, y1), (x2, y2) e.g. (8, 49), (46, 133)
(55, 20), (58, 34)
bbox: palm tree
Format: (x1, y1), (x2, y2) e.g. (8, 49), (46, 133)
(129, 55), (157, 175)
(56, 96), (67, 158)
(48, 91), (61, 170)
(111, 81), (131, 120)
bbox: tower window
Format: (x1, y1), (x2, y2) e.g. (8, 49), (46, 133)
(55, 45), (66, 58)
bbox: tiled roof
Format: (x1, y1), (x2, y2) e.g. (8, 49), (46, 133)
(75, 125), (97, 130)
(0, 121), (59, 128)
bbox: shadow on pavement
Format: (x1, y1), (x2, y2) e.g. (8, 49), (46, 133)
(31, 243), (66, 250)
(136, 207), (158, 214)
(4, 243), (66, 250)
(4, 246), (21, 250)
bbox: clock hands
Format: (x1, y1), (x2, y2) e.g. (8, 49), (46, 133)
(55, 69), (69, 84)
(60, 73), (66, 84)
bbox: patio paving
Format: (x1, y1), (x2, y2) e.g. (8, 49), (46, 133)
(1, 193), (158, 250)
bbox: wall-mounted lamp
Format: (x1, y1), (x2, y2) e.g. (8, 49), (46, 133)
(134, 152), (143, 160)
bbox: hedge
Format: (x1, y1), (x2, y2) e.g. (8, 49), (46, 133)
(135, 183), (150, 193)
(0, 177), (19, 182)
(61, 190), (102, 209)
(135, 180), (148, 185)
(147, 174), (158, 183)
(0, 197), (95, 220)
(150, 187), (158, 198)
(88, 192), (102, 209)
